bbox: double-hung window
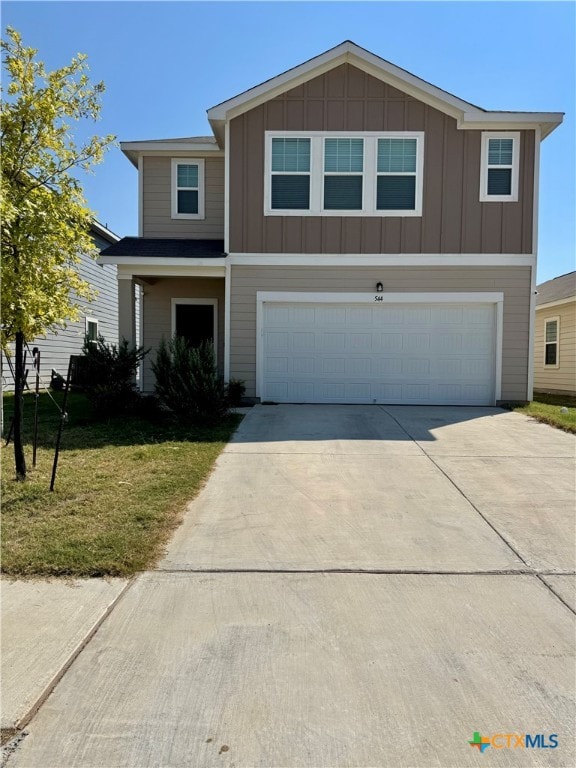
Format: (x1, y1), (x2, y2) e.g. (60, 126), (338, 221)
(265, 132), (424, 216)
(270, 138), (311, 210)
(377, 138), (418, 210)
(171, 159), (205, 219)
(323, 138), (364, 210)
(480, 132), (520, 202)
(544, 318), (559, 367)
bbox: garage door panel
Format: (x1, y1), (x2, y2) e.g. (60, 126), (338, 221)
(261, 301), (496, 405)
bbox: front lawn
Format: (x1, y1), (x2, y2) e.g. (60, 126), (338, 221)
(1, 392), (242, 577)
(514, 392), (576, 434)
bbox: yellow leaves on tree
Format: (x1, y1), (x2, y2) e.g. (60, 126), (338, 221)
(0, 26), (116, 349)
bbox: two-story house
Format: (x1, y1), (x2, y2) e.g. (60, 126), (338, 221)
(100, 41), (562, 406)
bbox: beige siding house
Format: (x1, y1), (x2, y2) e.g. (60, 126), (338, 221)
(534, 272), (576, 396)
(100, 41), (563, 406)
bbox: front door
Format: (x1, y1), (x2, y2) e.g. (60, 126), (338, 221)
(174, 301), (216, 356)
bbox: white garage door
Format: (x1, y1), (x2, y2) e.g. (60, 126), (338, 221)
(260, 300), (497, 405)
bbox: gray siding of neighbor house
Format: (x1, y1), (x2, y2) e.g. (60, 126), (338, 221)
(2, 237), (118, 390)
(229, 64), (535, 255)
(140, 277), (225, 391)
(229, 265), (533, 401)
(534, 301), (576, 395)
(142, 156), (224, 239)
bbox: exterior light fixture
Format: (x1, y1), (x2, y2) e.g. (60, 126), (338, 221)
(376, 282), (384, 293)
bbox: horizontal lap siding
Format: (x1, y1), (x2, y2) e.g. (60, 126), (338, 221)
(2, 251), (118, 390)
(143, 156), (224, 239)
(534, 302), (576, 394)
(141, 277), (225, 391)
(229, 64), (534, 254)
(230, 265), (532, 401)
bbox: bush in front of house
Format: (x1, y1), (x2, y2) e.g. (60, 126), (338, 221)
(79, 336), (148, 416)
(152, 337), (229, 424)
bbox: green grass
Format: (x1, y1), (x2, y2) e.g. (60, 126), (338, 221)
(1, 392), (242, 577)
(514, 392), (576, 434)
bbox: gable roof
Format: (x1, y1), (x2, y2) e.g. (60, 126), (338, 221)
(207, 41), (562, 145)
(536, 271), (576, 306)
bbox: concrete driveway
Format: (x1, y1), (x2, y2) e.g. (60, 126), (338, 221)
(8, 406), (575, 768)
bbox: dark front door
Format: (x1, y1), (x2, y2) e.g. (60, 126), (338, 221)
(175, 303), (215, 350)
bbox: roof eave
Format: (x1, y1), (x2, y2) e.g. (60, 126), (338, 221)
(458, 111), (563, 139)
(120, 140), (224, 167)
(91, 220), (120, 243)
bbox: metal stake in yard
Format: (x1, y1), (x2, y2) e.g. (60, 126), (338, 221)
(32, 348), (41, 467)
(50, 355), (73, 492)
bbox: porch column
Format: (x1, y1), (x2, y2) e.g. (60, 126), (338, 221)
(118, 275), (136, 347)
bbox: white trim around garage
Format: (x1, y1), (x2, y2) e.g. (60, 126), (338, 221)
(255, 291), (504, 403)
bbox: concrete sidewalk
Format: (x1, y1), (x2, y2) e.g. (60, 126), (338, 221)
(1, 579), (128, 732)
(3, 405), (575, 767)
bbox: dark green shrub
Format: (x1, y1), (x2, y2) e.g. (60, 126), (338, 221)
(79, 336), (148, 416)
(152, 337), (228, 424)
(226, 378), (246, 407)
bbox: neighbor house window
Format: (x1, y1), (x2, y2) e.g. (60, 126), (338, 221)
(544, 317), (559, 367)
(480, 132), (520, 202)
(265, 131), (424, 216)
(85, 318), (98, 343)
(171, 159), (205, 219)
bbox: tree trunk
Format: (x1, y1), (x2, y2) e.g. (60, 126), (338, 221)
(13, 331), (27, 480)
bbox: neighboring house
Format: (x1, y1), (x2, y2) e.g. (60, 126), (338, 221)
(2, 221), (120, 390)
(100, 41), (562, 405)
(534, 271), (576, 396)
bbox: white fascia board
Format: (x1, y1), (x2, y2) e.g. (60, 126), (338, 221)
(121, 143), (224, 168)
(100, 256), (226, 269)
(535, 296), (576, 311)
(229, 253), (536, 267)
(120, 141), (222, 153)
(459, 113), (563, 139)
(116, 264), (226, 279)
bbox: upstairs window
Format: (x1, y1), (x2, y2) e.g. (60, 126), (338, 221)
(377, 138), (417, 210)
(544, 318), (559, 367)
(271, 138), (310, 210)
(171, 159), (205, 219)
(323, 138), (364, 210)
(265, 132), (424, 216)
(480, 132), (519, 202)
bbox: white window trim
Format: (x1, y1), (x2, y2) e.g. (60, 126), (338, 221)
(171, 298), (218, 362)
(171, 158), (205, 220)
(264, 131), (424, 217)
(479, 131), (520, 202)
(85, 317), (99, 343)
(544, 316), (560, 369)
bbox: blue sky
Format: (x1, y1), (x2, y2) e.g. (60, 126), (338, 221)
(4, 1), (574, 282)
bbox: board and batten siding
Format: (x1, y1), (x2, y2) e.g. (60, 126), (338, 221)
(142, 156), (224, 239)
(229, 265), (533, 401)
(140, 277), (225, 391)
(534, 302), (576, 395)
(2, 245), (119, 390)
(229, 64), (534, 255)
